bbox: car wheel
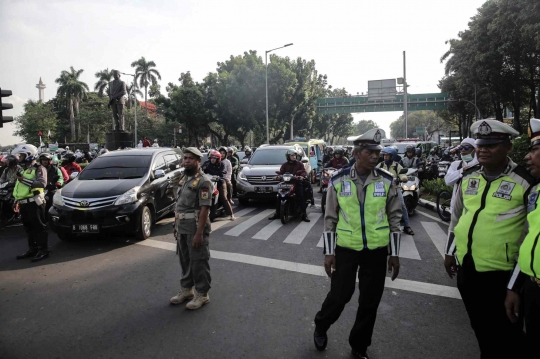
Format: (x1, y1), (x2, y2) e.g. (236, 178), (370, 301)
(238, 198), (249, 206)
(136, 206), (152, 240)
(57, 230), (73, 241)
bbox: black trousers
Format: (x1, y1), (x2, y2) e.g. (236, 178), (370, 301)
(19, 201), (48, 251)
(314, 246), (387, 353)
(523, 278), (540, 354)
(457, 255), (525, 359)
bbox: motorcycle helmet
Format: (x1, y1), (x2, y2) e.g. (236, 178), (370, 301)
(4, 155), (18, 168)
(227, 146), (234, 155)
(39, 153), (53, 165)
(334, 148), (344, 157)
(405, 145), (415, 154)
(62, 152), (76, 163)
(209, 150), (221, 163)
(415, 148), (422, 156)
(381, 147), (397, 158)
(285, 149), (298, 161)
(244, 146), (252, 155)
(12, 144), (38, 158)
(218, 146), (228, 154)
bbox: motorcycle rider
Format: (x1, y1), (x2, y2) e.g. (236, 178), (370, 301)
(218, 147), (234, 206)
(62, 152), (82, 177)
(12, 145), (38, 169)
(324, 147), (349, 169)
(400, 145), (421, 169)
(444, 138), (478, 213)
(14, 149), (49, 262)
(227, 147), (239, 197)
(39, 153), (64, 216)
(268, 149), (310, 222)
(243, 146), (253, 162)
(322, 147), (333, 164)
(0, 155), (21, 184)
(377, 147), (415, 235)
(202, 150), (235, 221)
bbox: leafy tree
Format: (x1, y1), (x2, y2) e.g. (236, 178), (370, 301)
(14, 100), (58, 145)
(390, 110), (455, 140)
(93, 68), (115, 97)
(55, 66), (89, 140)
(126, 83), (142, 109)
(354, 120), (379, 135)
(77, 93), (113, 143)
(131, 57), (162, 119)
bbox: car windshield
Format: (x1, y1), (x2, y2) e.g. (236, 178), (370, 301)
(78, 155), (152, 180)
(249, 149), (290, 165)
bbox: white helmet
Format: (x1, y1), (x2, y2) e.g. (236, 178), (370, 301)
(12, 144), (38, 157)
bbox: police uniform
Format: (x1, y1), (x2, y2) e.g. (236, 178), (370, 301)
(507, 118), (540, 352)
(174, 148), (213, 298)
(14, 162), (48, 262)
(314, 129), (402, 356)
(445, 120), (533, 358)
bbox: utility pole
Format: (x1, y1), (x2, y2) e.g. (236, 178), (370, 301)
(403, 51), (408, 139)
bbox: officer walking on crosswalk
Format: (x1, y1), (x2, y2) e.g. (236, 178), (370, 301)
(444, 119), (534, 358)
(170, 147), (214, 310)
(313, 129), (402, 359)
(505, 118), (540, 354)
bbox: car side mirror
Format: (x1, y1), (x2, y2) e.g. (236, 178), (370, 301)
(169, 164), (178, 171)
(154, 169), (165, 179)
(70, 172), (79, 180)
(399, 168), (408, 174)
(301, 159), (309, 164)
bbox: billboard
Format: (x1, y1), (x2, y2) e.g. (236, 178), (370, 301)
(368, 79), (397, 101)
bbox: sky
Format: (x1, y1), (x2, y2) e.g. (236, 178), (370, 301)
(0, 0), (487, 146)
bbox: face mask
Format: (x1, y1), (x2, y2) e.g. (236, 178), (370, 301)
(462, 154), (473, 162)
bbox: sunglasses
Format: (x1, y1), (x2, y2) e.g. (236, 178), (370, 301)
(458, 145), (474, 151)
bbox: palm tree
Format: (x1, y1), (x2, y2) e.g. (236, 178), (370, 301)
(55, 66), (89, 140)
(94, 68), (114, 97)
(126, 83), (143, 109)
(131, 57), (162, 118)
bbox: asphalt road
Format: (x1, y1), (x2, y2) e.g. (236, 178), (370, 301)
(0, 193), (479, 359)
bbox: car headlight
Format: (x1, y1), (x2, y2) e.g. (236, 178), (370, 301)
(238, 171), (247, 180)
(402, 185), (409, 191)
(53, 190), (64, 206)
(114, 186), (140, 206)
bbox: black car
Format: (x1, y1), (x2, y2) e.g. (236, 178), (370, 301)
(49, 148), (183, 240)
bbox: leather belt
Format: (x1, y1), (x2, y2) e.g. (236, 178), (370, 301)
(18, 197), (37, 204)
(175, 212), (196, 220)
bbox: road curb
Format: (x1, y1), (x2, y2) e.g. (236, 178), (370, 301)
(419, 198), (437, 212)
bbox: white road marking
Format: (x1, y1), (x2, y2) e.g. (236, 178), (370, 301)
(317, 235), (324, 248)
(421, 221), (448, 258)
(253, 219), (283, 240)
(136, 239), (461, 300)
(224, 209), (274, 236)
(212, 207), (257, 231)
(416, 210), (449, 226)
(400, 233), (421, 260)
(283, 213), (323, 244)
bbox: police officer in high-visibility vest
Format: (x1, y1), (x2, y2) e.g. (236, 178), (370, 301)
(313, 129), (402, 359)
(505, 118), (540, 354)
(14, 150), (48, 262)
(444, 119), (534, 358)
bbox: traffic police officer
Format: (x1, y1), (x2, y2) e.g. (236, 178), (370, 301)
(170, 147), (213, 310)
(14, 150), (48, 262)
(313, 129), (402, 359)
(444, 119), (534, 358)
(505, 118), (540, 353)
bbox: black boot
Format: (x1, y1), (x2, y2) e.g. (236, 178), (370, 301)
(313, 330), (327, 351)
(302, 213), (310, 222)
(31, 250), (50, 262)
(351, 350), (370, 359)
(16, 250), (38, 260)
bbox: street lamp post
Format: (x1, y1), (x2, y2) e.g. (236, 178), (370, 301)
(121, 72), (138, 147)
(265, 43), (293, 144)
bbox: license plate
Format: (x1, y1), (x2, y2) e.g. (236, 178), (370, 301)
(72, 224), (100, 233)
(277, 184), (291, 190)
(0, 190), (7, 195)
(255, 186), (273, 193)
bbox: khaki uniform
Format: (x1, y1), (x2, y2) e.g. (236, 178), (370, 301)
(175, 168), (213, 293)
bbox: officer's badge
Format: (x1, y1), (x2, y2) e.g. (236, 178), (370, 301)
(528, 192), (538, 213)
(478, 121), (492, 136)
(192, 178), (200, 188)
(26, 169), (33, 174)
(464, 178), (480, 195)
(373, 181), (386, 197)
(493, 180), (515, 201)
(201, 187), (209, 200)
(340, 181), (352, 196)
(374, 130), (382, 143)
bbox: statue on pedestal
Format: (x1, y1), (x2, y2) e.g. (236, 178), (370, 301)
(108, 70), (127, 131)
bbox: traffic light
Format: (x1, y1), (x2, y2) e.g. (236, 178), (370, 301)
(1, 88), (14, 128)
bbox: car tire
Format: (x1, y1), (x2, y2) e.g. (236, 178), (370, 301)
(238, 198), (249, 206)
(56, 230), (72, 241)
(135, 206), (152, 240)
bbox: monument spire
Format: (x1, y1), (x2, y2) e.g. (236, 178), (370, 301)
(36, 77), (46, 102)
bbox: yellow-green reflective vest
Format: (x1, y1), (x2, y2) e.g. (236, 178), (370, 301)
(454, 174), (527, 272)
(13, 167), (43, 200)
(518, 186), (540, 278)
(333, 175), (390, 251)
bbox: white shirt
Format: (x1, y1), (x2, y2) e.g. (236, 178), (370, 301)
(222, 159), (232, 180)
(445, 156), (479, 212)
(137, 142), (143, 148)
(152, 143), (159, 148)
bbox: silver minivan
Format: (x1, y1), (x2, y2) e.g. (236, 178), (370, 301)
(236, 144), (311, 205)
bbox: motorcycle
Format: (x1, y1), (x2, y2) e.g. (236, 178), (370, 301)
(0, 182), (18, 228)
(399, 168), (420, 216)
(276, 172), (313, 224)
(438, 161), (451, 178)
(320, 168), (336, 214)
(208, 175), (226, 222)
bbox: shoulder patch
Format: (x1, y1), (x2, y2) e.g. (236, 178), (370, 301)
(375, 167), (394, 182)
(462, 164), (481, 178)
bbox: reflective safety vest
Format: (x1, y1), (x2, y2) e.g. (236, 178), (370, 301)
(454, 170), (529, 272)
(518, 185), (540, 278)
(13, 167), (43, 200)
(332, 170), (391, 251)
